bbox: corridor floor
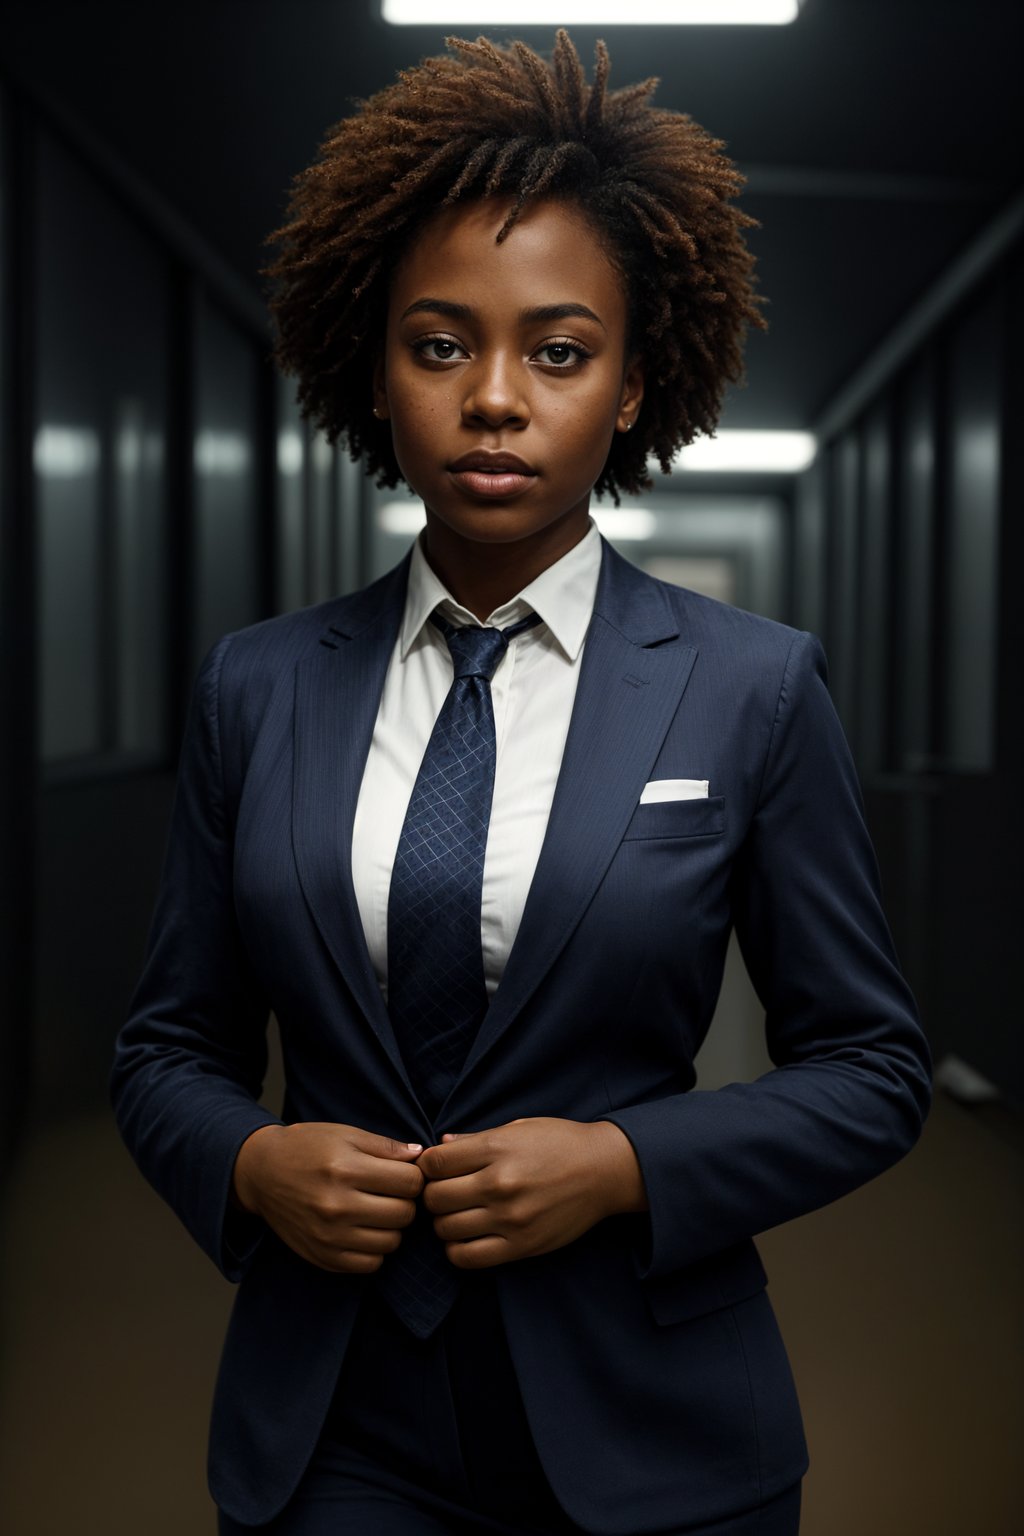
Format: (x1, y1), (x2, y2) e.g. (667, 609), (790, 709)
(0, 1088), (1020, 1535)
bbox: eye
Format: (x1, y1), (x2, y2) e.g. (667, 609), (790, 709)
(533, 338), (592, 369)
(411, 334), (467, 363)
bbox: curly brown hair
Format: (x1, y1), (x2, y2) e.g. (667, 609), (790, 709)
(263, 29), (765, 502)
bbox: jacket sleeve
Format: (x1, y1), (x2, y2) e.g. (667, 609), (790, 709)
(109, 634), (285, 1281)
(601, 630), (932, 1282)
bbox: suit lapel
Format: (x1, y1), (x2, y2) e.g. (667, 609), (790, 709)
(442, 543), (698, 1113)
(291, 555), (426, 1107)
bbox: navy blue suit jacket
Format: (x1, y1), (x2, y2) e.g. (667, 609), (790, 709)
(110, 538), (931, 1531)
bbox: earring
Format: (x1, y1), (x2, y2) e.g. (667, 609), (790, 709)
(372, 406), (382, 419)
(624, 420), (633, 431)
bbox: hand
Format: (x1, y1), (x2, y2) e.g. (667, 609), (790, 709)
(416, 1117), (645, 1269)
(231, 1122), (426, 1274)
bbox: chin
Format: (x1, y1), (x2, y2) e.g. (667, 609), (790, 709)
(427, 513), (570, 548)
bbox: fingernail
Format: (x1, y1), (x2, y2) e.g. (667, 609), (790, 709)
(406, 1143), (423, 1151)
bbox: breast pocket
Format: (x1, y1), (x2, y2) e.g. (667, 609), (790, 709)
(620, 795), (725, 841)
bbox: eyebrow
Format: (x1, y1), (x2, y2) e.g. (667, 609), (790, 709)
(399, 298), (607, 332)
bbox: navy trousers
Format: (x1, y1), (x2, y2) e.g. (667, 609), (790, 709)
(216, 1268), (801, 1535)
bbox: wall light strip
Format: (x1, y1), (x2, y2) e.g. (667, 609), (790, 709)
(670, 431), (817, 474)
(34, 426), (101, 478)
(379, 502), (660, 539)
(591, 508), (657, 541)
(379, 501), (428, 536)
(382, 2), (802, 25)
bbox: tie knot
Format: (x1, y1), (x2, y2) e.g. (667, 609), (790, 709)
(433, 615), (509, 681)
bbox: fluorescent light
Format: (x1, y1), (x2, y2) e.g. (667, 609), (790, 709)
(378, 502), (656, 540)
(34, 426), (101, 478)
(379, 501), (428, 535)
(383, 2), (802, 23)
(671, 431), (816, 474)
(590, 507), (656, 541)
(277, 429), (303, 477)
(194, 431), (252, 476)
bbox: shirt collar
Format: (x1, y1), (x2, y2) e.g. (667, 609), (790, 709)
(399, 518), (602, 663)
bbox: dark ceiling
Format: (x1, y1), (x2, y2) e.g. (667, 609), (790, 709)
(1, 0), (1021, 430)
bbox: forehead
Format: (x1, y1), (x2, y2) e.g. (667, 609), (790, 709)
(388, 196), (627, 325)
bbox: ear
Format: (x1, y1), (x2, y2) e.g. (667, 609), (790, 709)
(372, 353), (390, 421)
(616, 354), (645, 434)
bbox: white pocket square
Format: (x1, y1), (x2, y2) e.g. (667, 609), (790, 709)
(639, 778), (709, 804)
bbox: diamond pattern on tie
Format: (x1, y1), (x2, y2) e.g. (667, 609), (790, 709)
(373, 609), (540, 1340)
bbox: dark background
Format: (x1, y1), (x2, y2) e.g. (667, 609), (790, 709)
(0, 3), (1021, 1531)
(2, 0), (1021, 1139)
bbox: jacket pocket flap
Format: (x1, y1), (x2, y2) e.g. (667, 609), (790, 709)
(642, 1239), (767, 1326)
(621, 796), (725, 841)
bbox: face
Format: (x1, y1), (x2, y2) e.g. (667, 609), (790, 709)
(374, 196), (643, 578)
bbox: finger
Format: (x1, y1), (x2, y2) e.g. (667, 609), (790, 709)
(445, 1235), (510, 1270)
(302, 1220), (403, 1263)
(354, 1153), (427, 1198)
(281, 1236), (382, 1275)
(347, 1189), (419, 1228)
(431, 1206), (492, 1242)
(422, 1171), (486, 1214)
(419, 1135), (489, 1180)
(349, 1127), (426, 1159)
(342, 1224), (405, 1255)
(317, 1248), (388, 1275)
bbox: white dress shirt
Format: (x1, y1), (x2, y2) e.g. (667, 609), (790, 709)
(351, 519), (602, 1001)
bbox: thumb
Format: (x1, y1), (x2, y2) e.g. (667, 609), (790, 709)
(368, 1132), (425, 1157)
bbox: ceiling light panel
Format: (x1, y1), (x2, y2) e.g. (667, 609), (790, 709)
(382, 3), (803, 24)
(671, 431), (817, 474)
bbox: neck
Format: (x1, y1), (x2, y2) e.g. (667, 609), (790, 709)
(421, 511), (590, 622)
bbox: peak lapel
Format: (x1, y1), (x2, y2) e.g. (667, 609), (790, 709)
(441, 545), (698, 1115)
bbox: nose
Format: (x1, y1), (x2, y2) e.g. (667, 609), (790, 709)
(461, 352), (530, 429)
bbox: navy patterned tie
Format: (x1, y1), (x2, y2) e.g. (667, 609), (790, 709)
(374, 607), (541, 1339)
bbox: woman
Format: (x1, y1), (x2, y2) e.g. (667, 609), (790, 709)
(110, 31), (931, 1536)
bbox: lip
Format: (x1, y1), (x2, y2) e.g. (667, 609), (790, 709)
(448, 450), (538, 475)
(447, 449), (538, 501)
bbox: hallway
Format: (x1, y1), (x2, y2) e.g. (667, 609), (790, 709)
(1, 1086), (1019, 1535)
(0, 7), (1021, 1535)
